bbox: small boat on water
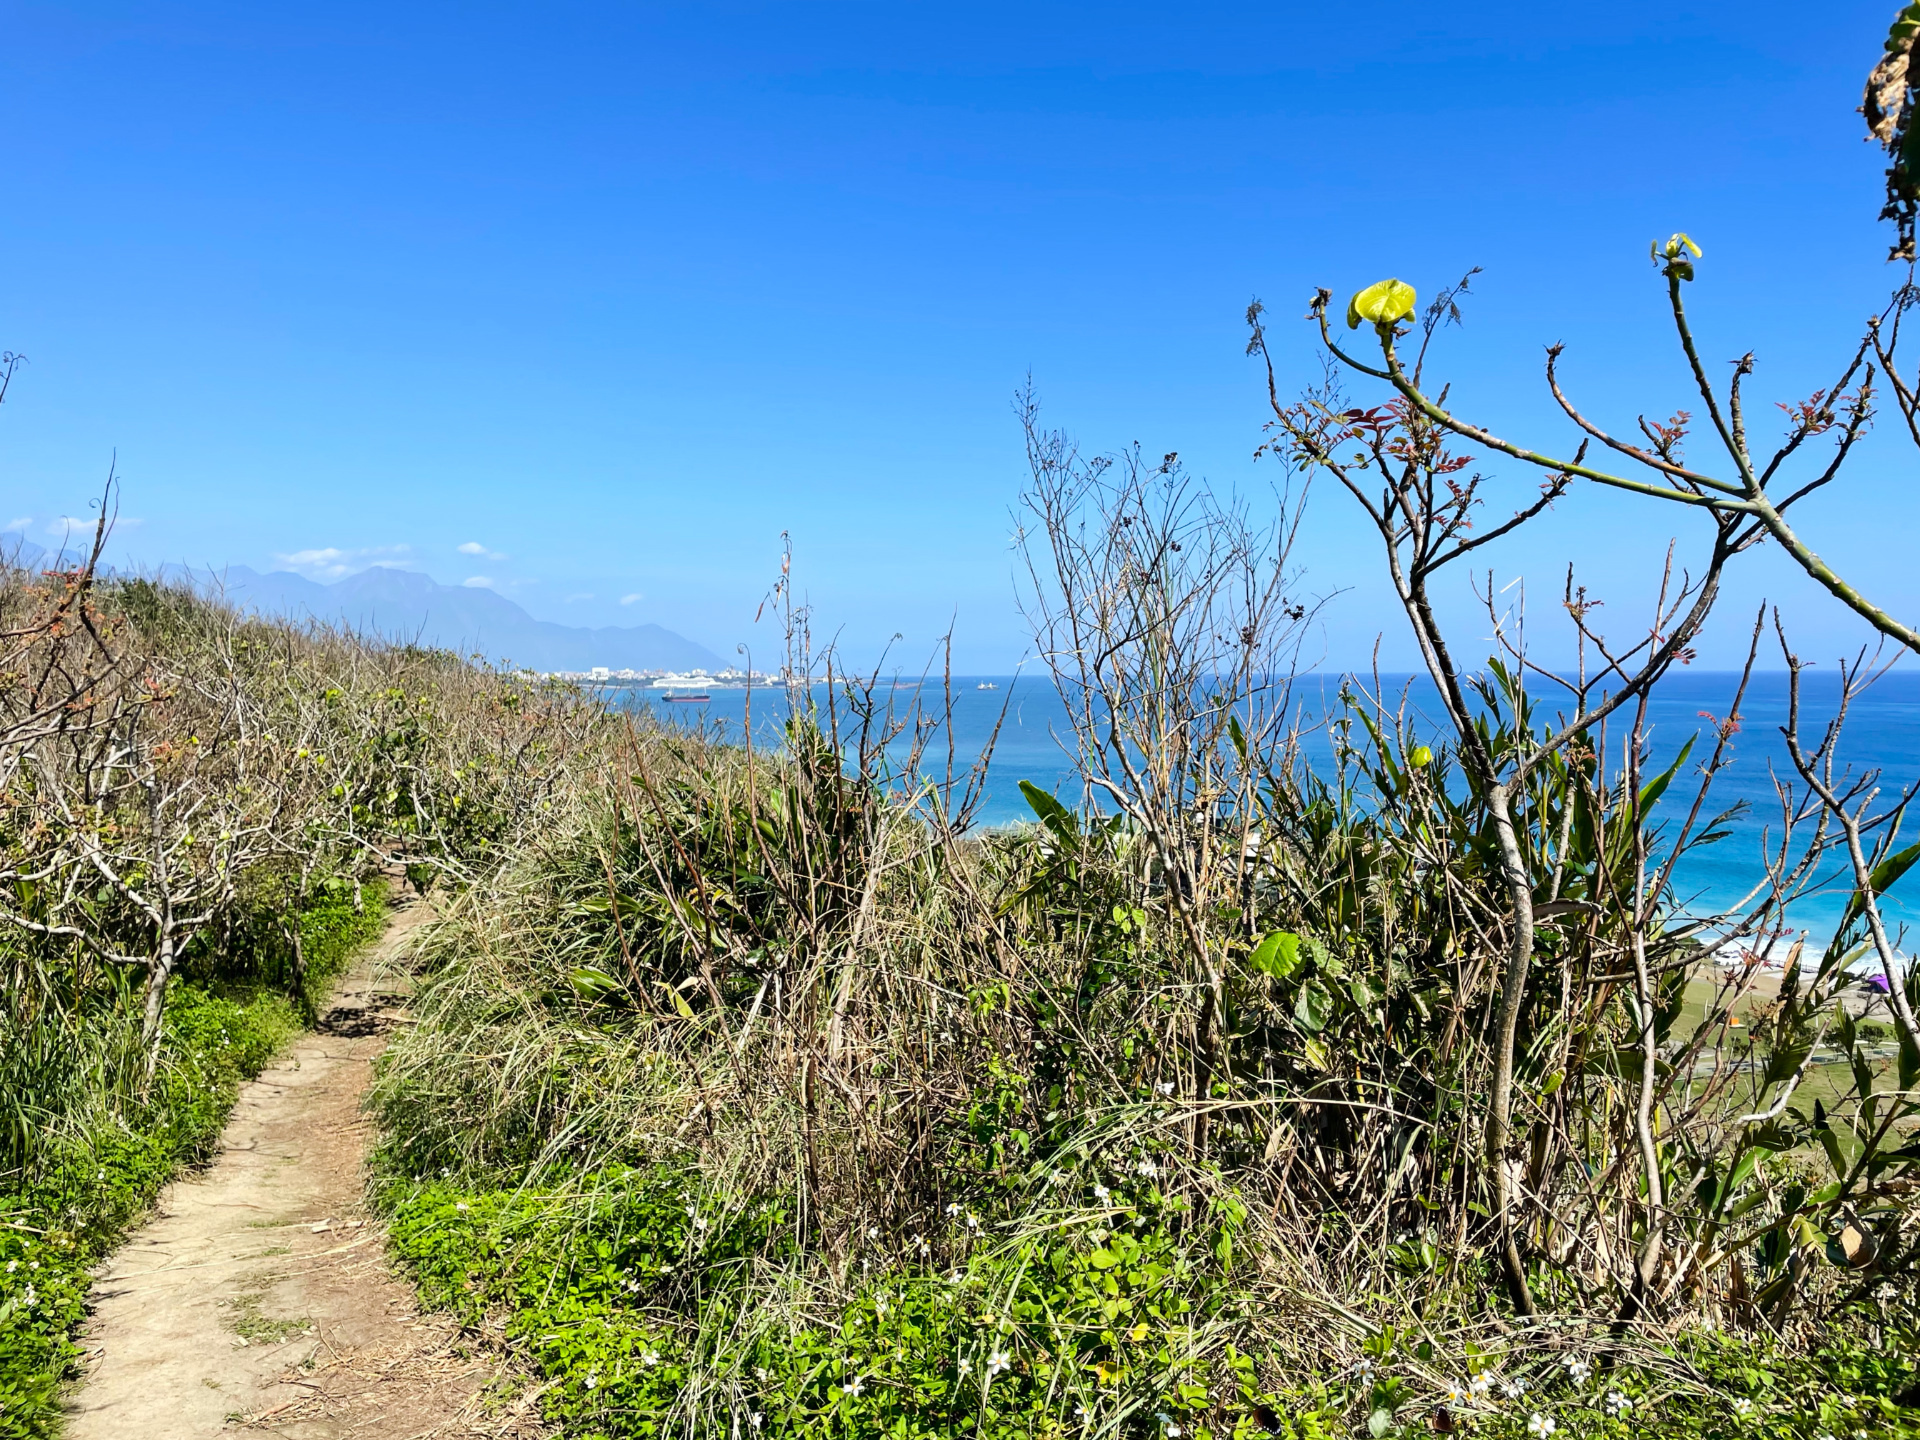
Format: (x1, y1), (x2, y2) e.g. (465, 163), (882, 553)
(977, 682), (998, 690)
(662, 693), (711, 704)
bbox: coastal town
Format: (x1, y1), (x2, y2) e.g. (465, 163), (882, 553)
(557, 666), (776, 688)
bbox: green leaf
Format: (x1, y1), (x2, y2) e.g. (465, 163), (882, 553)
(568, 966), (624, 1002)
(1848, 840), (1920, 941)
(656, 980), (698, 1021)
(1346, 278), (1418, 331)
(1248, 931), (1304, 980)
(1637, 735), (1695, 813)
(1295, 978), (1334, 1033)
(1019, 780), (1079, 845)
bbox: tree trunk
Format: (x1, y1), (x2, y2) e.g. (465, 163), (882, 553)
(140, 932), (179, 1083)
(1485, 782), (1538, 1316)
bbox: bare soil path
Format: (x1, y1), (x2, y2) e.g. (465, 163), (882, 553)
(64, 895), (544, 1440)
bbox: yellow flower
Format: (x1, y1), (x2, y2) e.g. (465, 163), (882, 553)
(1346, 278), (1417, 330)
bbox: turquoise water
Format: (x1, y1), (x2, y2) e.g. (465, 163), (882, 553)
(613, 670), (1920, 951)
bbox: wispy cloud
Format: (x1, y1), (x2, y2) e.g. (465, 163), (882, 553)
(619, 592), (645, 606)
(457, 541), (507, 560)
(3, 517), (29, 533)
(564, 592), (595, 603)
(462, 575), (495, 588)
(48, 514), (138, 536)
(275, 544), (412, 581)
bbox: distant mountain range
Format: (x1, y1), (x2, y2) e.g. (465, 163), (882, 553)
(4, 540), (726, 673)
(207, 566), (729, 673)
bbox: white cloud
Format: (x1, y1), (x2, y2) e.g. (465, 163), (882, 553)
(3, 517), (29, 533)
(619, 592), (645, 606)
(564, 592), (594, 603)
(275, 544), (412, 581)
(457, 541), (507, 560)
(462, 575), (495, 588)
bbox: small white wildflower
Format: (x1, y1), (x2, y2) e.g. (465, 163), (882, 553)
(749, 1415), (763, 1431)
(1526, 1414), (1555, 1437)
(584, 1374), (599, 1391)
(21, 1285), (35, 1309)
(1731, 1396), (1753, 1417)
(1468, 1373), (1491, 1398)
(454, 1202), (469, 1212)
(1500, 1376), (1528, 1400)
(1604, 1390), (1632, 1417)
(5, 1261), (15, 1274)
(1136, 1159), (1158, 1179)
(1093, 1184), (1111, 1201)
(1875, 1281), (1899, 1300)
(986, 1349), (1011, 1378)
(965, 1214), (980, 1233)
(642, 1349), (661, 1367)
(1167, 1427), (1182, 1438)
(945, 1203), (961, 1217)
(754, 1366), (769, 1382)
(1562, 1356), (1591, 1385)
(1444, 1382), (1469, 1404)
(1156, 1081), (1174, 1096)
(867, 1225), (880, 1239)
(843, 1378), (865, 1397)
(1049, 1170), (1065, 1186)
(694, 1216), (709, 1231)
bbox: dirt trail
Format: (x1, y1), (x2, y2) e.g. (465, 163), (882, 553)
(65, 895), (543, 1440)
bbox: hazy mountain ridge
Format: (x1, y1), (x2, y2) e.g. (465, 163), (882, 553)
(0, 540), (726, 672)
(206, 566), (729, 673)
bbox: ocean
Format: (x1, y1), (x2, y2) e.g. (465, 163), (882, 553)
(609, 669), (1920, 953)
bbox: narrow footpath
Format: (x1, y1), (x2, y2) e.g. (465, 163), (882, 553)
(65, 895), (544, 1440)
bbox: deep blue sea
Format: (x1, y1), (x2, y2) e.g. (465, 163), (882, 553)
(610, 671), (1920, 952)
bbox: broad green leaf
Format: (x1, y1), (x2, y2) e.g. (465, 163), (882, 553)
(1637, 735), (1695, 813)
(1019, 779), (1079, 845)
(1249, 930), (1303, 980)
(568, 966), (623, 1002)
(1346, 278), (1417, 331)
(1295, 978), (1334, 1033)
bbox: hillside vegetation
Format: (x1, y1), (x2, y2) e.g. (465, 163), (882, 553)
(0, 551), (601, 1437)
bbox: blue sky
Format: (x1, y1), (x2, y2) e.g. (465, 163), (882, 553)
(0, 1), (1909, 671)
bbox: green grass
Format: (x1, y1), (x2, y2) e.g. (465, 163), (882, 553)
(0, 883), (386, 1440)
